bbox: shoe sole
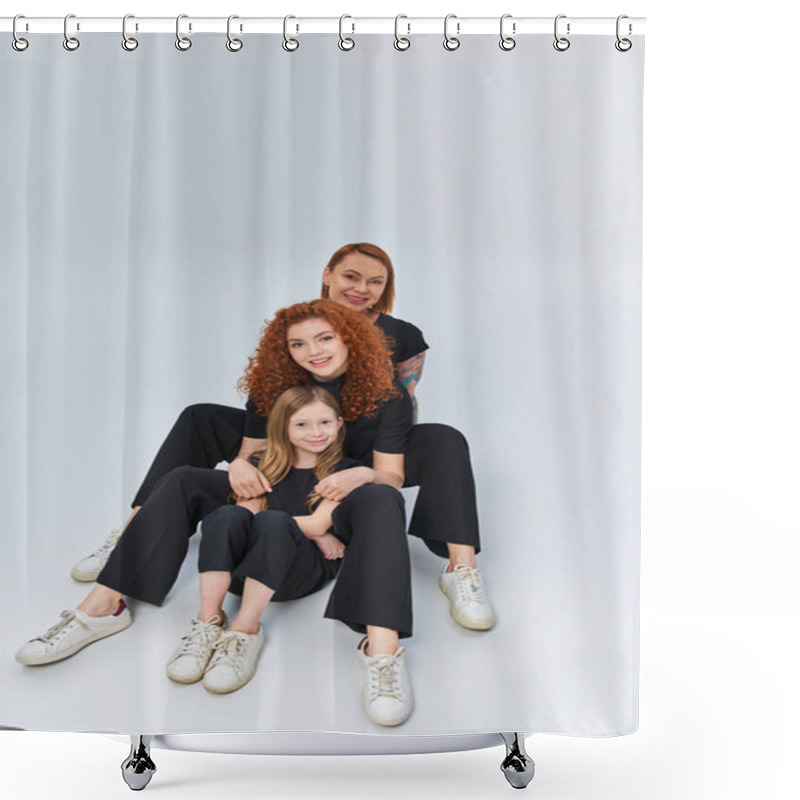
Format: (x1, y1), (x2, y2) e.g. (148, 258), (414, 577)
(15, 615), (132, 666)
(363, 704), (412, 727)
(70, 567), (100, 582)
(166, 669), (206, 685)
(438, 578), (496, 631)
(203, 673), (256, 694)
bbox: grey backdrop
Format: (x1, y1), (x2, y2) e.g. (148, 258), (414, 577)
(1, 33), (643, 736)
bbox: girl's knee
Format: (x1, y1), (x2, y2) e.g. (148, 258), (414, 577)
(251, 510), (295, 535)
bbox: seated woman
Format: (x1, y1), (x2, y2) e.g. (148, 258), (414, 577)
(165, 385), (412, 725)
(16, 299), (493, 673)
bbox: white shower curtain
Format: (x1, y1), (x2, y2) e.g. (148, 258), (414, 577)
(1, 29), (643, 736)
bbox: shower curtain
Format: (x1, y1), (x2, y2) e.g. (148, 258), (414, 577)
(1, 25), (643, 737)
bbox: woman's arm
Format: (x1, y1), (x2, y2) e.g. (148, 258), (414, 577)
(314, 452), (404, 501)
(396, 352), (426, 421)
(229, 436), (272, 498)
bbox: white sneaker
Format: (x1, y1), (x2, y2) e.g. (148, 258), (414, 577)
(70, 528), (124, 582)
(15, 603), (132, 665)
(203, 628), (265, 694)
(166, 615), (227, 684)
(357, 638), (413, 727)
(439, 564), (496, 631)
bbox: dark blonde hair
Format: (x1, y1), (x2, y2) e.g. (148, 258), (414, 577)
(248, 386), (345, 513)
(320, 242), (396, 314)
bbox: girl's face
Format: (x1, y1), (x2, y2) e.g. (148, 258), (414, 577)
(322, 253), (388, 314)
(286, 318), (349, 380)
(287, 400), (344, 457)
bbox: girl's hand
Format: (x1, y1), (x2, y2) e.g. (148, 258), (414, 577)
(315, 467), (372, 502)
(314, 533), (346, 560)
(229, 458), (272, 499)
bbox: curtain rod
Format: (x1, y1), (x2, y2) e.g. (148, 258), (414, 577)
(1, 16), (646, 36)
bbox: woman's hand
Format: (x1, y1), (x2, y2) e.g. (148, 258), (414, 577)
(229, 458), (272, 499)
(313, 533), (346, 560)
(315, 466), (372, 502)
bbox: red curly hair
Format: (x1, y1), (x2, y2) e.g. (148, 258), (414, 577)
(238, 299), (399, 422)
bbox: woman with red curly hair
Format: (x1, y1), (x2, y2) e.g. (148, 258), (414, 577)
(17, 300), (419, 725)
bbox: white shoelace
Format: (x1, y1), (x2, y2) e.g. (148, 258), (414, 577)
(366, 653), (404, 700)
(208, 632), (248, 676)
(173, 617), (224, 660)
(33, 610), (86, 644)
(451, 565), (486, 604)
(92, 528), (123, 558)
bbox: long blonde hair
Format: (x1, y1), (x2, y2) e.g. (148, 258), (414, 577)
(245, 386), (345, 512)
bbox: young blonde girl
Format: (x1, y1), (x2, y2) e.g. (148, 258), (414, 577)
(166, 386), (360, 695)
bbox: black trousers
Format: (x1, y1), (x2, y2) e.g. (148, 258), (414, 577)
(98, 466), (231, 606)
(112, 483), (412, 637)
(131, 403), (480, 556)
(199, 506), (332, 602)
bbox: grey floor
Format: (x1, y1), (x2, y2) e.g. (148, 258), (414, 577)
(1, 593), (796, 800)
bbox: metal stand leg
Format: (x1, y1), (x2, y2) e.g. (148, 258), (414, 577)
(500, 732), (535, 789)
(121, 735), (157, 791)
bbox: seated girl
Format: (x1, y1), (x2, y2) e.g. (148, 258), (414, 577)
(164, 385), (412, 726)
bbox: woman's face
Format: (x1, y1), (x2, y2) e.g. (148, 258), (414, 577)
(322, 253), (388, 314)
(286, 317), (349, 380)
(287, 400), (343, 457)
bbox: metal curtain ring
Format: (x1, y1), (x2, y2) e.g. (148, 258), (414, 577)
(122, 14), (138, 51)
(394, 14), (410, 51)
(282, 15), (299, 51)
(339, 14), (355, 51)
(12, 14), (29, 51)
(553, 14), (570, 51)
(226, 15), (243, 52)
(499, 14), (516, 51)
(615, 14), (632, 51)
(63, 13), (80, 51)
(175, 14), (192, 51)
(443, 14), (460, 51)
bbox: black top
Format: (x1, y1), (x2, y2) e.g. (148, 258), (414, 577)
(375, 313), (429, 365)
(245, 377), (413, 463)
(266, 458), (363, 517)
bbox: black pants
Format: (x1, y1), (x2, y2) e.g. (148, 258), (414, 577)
(199, 506), (333, 602)
(131, 403), (480, 556)
(115, 484), (413, 637)
(99, 466), (231, 606)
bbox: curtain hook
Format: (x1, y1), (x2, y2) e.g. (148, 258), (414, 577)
(122, 14), (138, 51)
(175, 13), (192, 51)
(443, 14), (460, 51)
(553, 14), (570, 52)
(615, 15), (633, 51)
(63, 13), (80, 51)
(339, 14), (355, 51)
(12, 14), (29, 52)
(282, 15), (299, 51)
(226, 15), (243, 52)
(499, 14), (516, 51)
(394, 14), (410, 51)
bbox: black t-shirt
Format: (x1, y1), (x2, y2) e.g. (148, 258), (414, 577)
(245, 377), (413, 464)
(375, 313), (429, 365)
(266, 457), (363, 517)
